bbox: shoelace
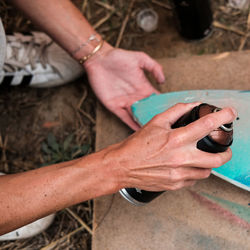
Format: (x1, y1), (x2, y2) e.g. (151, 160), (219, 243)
(3, 33), (51, 73)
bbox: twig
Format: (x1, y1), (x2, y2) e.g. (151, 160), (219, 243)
(65, 208), (92, 235)
(41, 225), (86, 250)
(115, 0), (136, 48)
(50, 212), (66, 243)
(78, 130), (88, 146)
(0, 134), (9, 172)
(104, 32), (116, 43)
(78, 108), (96, 124)
(93, 11), (114, 29)
(86, 0), (92, 20)
(95, 1), (115, 12)
(71, 148), (82, 158)
(213, 20), (246, 36)
(247, 9), (250, 31)
(76, 110), (84, 129)
(94, 1), (122, 17)
(151, 0), (172, 10)
(238, 8), (250, 51)
(77, 86), (88, 109)
(0, 242), (16, 250)
(238, 35), (249, 50)
(81, 0), (88, 14)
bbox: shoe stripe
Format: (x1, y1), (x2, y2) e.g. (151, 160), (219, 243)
(1, 75), (14, 86)
(20, 75), (33, 86)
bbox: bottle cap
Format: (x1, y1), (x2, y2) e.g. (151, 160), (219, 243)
(136, 9), (158, 32)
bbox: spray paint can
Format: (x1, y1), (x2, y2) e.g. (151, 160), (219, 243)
(119, 103), (234, 206)
(171, 0), (213, 40)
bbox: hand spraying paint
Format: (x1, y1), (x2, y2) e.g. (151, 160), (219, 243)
(119, 103), (234, 206)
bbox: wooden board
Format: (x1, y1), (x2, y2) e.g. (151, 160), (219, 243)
(93, 51), (250, 250)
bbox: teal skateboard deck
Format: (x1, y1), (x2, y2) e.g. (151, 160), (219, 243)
(131, 90), (250, 192)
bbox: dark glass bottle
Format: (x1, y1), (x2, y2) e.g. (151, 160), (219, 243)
(171, 0), (213, 40)
(120, 104), (233, 206)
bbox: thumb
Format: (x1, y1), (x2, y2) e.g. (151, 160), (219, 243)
(113, 108), (141, 131)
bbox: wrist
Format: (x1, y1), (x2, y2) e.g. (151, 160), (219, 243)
(97, 142), (137, 190)
(75, 144), (125, 198)
(83, 41), (114, 68)
(72, 34), (114, 68)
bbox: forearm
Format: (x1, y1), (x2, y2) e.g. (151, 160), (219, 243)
(0, 103), (236, 234)
(0, 148), (120, 235)
(11, 0), (112, 60)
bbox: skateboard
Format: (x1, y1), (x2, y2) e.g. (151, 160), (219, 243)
(131, 90), (250, 192)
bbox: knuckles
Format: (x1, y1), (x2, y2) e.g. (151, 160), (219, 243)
(202, 115), (216, 131)
(202, 107), (236, 131)
(168, 168), (184, 182)
(168, 132), (186, 147)
(169, 155), (186, 169)
(150, 113), (163, 124)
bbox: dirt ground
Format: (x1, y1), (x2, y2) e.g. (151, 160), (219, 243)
(0, 0), (249, 249)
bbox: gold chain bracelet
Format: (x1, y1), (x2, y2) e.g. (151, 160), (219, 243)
(79, 38), (104, 65)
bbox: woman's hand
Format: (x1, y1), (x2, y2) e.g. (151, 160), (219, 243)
(84, 44), (165, 130)
(104, 102), (237, 192)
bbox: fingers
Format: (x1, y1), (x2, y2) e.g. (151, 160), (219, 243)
(159, 169), (207, 191)
(167, 166), (211, 182)
(165, 144), (232, 169)
(151, 102), (201, 128)
(165, 149), (232, 191)
(181, 167), (212, 180)
(137, 165), (213, 191)
(112, 108), (141, 131)
(138, 52), (165, 84)
(176, 107), (237, 144)
(190, 148), (232, 168)
(162, 167), (212, 191)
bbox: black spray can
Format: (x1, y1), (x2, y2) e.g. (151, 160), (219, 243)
(171, 0), (213, 40)
(119, 103), (233, 206)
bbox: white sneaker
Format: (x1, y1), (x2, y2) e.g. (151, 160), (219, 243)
(0, 214), (55, 241)
(0, 32), (84, 88)
(0, 173), (55, 240)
